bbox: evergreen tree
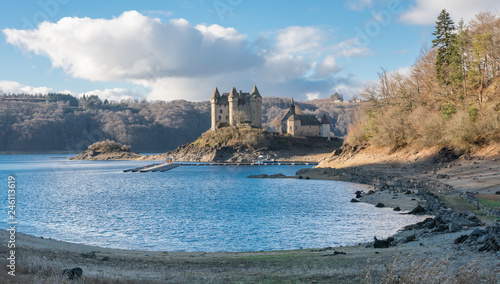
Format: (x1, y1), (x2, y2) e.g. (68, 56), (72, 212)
(432, 9), (461, 85)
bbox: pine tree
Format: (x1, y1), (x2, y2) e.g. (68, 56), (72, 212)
(432, 9), (461, 85)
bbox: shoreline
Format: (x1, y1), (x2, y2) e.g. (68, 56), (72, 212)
(1, 147), (498, 282)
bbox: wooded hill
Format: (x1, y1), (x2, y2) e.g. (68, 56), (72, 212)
(346, 10), (500, 153)
(0, 93), (360, 153)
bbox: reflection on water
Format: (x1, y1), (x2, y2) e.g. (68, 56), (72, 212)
(0, 154), (426, 252)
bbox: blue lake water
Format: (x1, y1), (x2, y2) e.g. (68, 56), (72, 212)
(0, 154), (426, 252)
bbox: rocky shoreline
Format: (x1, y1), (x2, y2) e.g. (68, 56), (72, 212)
(247, 145), (500, 260)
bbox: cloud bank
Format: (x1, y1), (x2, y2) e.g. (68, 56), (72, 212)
(3, 11), (364, 101)
(400, 0), (500, 25)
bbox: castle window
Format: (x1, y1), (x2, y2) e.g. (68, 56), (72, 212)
(218, 115), (221, 120)
(226, 115), (228, 120)
(220, 110), (222, 114)
(295, 126), (297, 130)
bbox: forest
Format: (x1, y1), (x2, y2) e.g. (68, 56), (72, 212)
(347, 10), (500, 152)
(0, 93), (359, 153)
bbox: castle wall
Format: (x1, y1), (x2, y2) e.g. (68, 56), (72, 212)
(321, 124), (330, 138)
(214, 104), (230, 126)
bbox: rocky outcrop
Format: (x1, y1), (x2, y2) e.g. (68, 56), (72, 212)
(454, 225), (500, 252)
(248, 173), (287, 179)
(146, 129), (342, 163)
(70, 150), (144, 160)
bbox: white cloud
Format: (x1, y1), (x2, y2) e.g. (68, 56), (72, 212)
(3, 11), (369, 102)
(334, 38), (372, 58)
(3, 11), (259, 82)
(78, 88), (145, 102)
(400, 0), (500, 25)
(314, 55), (341, 79)
(344, 0), (372, 11)
(306, 92), (320, 100)
(0, 80), (54, 94)
(195, 24), (246, 42)
(275, 26), (326, 55)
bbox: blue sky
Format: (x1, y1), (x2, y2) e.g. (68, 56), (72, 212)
(1, 0), (499, 101)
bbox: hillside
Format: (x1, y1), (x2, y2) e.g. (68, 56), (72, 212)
(344, 11), (500, 155)
(0, 94), (359, 153)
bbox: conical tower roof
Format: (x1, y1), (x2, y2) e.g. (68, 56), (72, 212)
(321, 114), (330, 124)
(291, 97), (295, 106)
(228, 87), (238, 98)
(211, 87), (220, 100)
(251, 85), (261, 97)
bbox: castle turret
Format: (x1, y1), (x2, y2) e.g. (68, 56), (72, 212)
(228, 87), (238, 126)
(250, 85), (262, 128)
(210, 88), (221, 130)
(320, 114), (330, 139)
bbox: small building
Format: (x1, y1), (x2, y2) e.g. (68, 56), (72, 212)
(210, 86), (262, 130)
(280, 98), (330, 138)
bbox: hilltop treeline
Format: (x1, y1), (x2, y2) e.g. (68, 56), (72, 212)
(347, 10), (500, 152)
(0, 93), (359, 153)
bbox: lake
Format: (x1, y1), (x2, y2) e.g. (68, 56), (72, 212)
(0, 154), (426, 252)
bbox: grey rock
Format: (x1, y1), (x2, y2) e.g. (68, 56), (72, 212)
(62, 267), (83, 280)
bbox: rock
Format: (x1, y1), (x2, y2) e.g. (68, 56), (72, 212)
(404, 235), (417, 243)
(247, 174), (269, 178)
(408, 205), (426, 215)
(350, 198), (360, 203)
(454, 235), (469, 244)
(62, 267), (83, 280)
(470, 228), (485, 237)
(393, 207), (401, 211)
(476, 235), (490, 244)
(495, 191), (500, 195)
(478, 239), (500, 252)
(373, 237), (394, 248)
(298, 176), (303, 179)
(367, 190), (375, 195)
(375, 203), (385, 208)
(81, 251), (96, 258)
(356, 193), (363, 198)
(269, 173), (286, 178)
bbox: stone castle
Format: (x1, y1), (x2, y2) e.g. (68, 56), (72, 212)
(280, 98), (330, 138)
(210, 86), (262, 130)
(210, 86), (330, 138)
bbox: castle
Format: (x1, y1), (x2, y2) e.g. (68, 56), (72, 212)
(210, 86), (262, 130)
(280, 98), (330, 138)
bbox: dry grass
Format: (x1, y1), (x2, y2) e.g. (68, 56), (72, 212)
(363, 252), (499, 284)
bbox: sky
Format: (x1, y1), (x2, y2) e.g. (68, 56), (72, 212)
(0, 0), (499, 102)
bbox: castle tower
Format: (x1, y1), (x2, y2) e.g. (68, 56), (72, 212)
(320, 114), (330, 139)
(250, 85), (262, 128)
(228, 87), (238, 126)
(210, 87), (221, 130)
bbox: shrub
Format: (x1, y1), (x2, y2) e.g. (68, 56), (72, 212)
(88, 139), (131, 152)
(440, 103), (457, 120)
